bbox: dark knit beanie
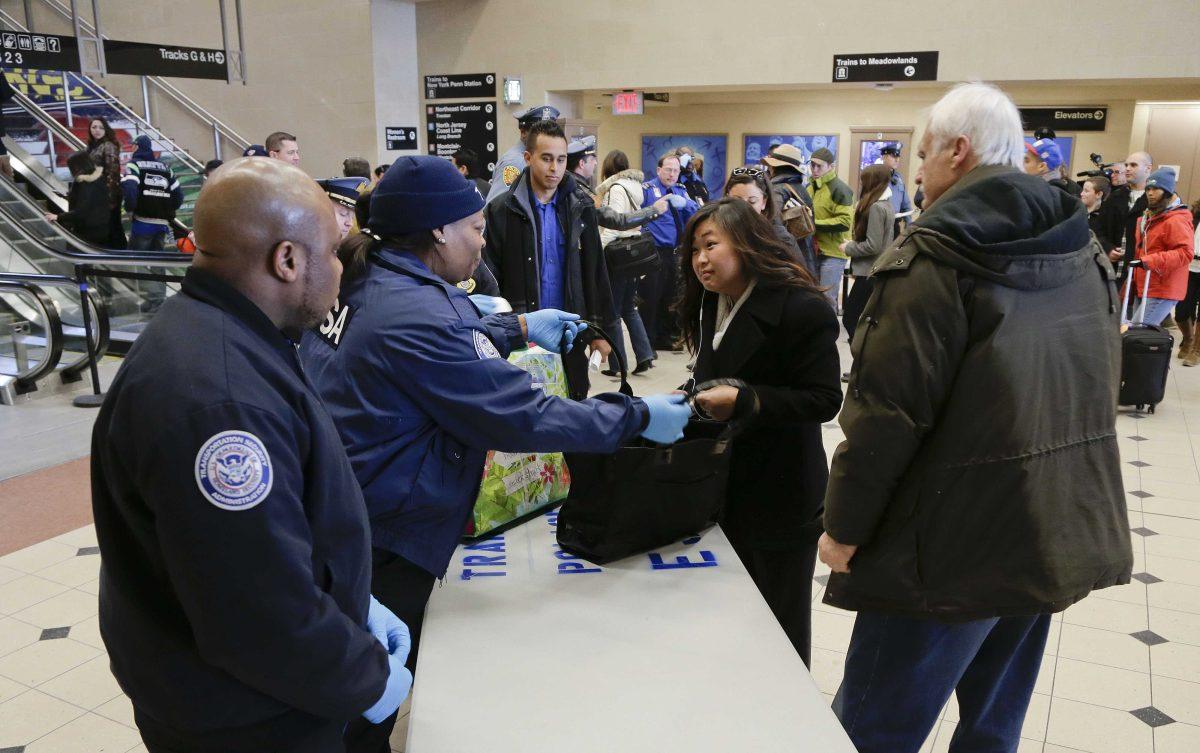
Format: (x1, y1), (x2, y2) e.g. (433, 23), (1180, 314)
(369, 156), (485, 236)
(811, 147), (836, 164)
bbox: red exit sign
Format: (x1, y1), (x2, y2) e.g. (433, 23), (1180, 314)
(612, 91), (643, 116)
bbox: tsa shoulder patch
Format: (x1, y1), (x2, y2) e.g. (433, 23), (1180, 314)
(502, 164), (520, 186)
(473, 329), (501, 360)
(194, 430), (273, 511)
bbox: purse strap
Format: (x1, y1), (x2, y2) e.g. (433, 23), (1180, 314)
(574, 320), (633, 397)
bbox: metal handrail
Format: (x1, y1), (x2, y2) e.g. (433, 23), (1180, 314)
(0, 277), (64, 392)
(30, 0), (250, 152)
(8, 87), (87, 150)
(0, 270), (109, 379)
(0, 172), (192, 267)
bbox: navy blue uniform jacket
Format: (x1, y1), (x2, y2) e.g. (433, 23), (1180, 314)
(90, 268), (388, 747)
(301, 246), (649, 577)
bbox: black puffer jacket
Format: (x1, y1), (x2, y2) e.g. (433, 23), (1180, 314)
(823, 164), (1131, 621)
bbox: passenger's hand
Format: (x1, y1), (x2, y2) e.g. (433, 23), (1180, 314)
(694, 385), (739, 422)
(818, 532), (858, 574)
(1107, 249), (1122, 263)
(523, 309), (586, 353)
(361, 651), (413, 724)
(44, 213), (58, 222)
(588, 338), (612, 359)
(639, 392), (690, 444)
(469, 294), (511, 316)
(666, 194), (688, 210)
(652, 197), (670, 215)
(837, 240), (849, 254)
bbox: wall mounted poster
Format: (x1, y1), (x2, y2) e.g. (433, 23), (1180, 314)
(641, 134), (727, 199)
(742, 134), (840, 170)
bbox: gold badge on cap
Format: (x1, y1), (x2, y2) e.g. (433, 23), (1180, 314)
(503, 165), (520, 186)
(456, 278), (477, 293)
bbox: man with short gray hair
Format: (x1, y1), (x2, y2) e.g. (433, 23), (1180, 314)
(818, 82), (1131, 753)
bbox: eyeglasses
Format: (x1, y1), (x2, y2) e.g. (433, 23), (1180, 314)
(731, 166), (766, 177)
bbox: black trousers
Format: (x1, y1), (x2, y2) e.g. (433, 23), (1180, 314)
(1176, 271), (1200, 323)
(342, 549), (437, 753)
(842, 276), (875, 342)
(107, 206), (126, 249)
(638, 245), (681, 349)
(726, 529), (819, 668)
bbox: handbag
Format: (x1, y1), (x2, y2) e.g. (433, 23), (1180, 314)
(781, 184), (816, 241)
(556, 324), (743, 565)
(603, 184), (662, 279)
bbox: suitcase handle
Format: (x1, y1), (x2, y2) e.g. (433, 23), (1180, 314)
(1120, 263), (1152, 326)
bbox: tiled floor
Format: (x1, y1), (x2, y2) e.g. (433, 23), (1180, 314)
(1, 333), (1199, 751)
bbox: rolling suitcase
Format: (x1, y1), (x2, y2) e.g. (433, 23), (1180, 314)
(1119, 265), (1173, 413)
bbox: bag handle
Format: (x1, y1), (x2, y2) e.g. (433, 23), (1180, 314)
(572, 320), (633, 397)
(1121, 263), (1152, 326)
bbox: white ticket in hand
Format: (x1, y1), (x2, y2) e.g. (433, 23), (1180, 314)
(589, 349), (604, 372)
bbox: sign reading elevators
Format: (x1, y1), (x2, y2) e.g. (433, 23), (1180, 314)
(1019, 107), (1108, 133)
(426, 102), (498, 172)
(833, 51), (938, 83)
(424, 73), (496, 100)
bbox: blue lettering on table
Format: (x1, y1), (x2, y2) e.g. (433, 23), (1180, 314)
(460, 535), (507, 580)
(544, 509), (602, 574)
(649, 550), (719, 570)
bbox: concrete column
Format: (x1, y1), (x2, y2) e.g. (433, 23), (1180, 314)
(370, 0), (421, 167)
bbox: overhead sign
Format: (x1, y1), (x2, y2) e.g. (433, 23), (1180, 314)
(0, 31), (79, 71)
(426, 102), (498, 172)
(385, 126), (418, 151)
(1019, 107), (1108, 132)
(103, 40), (227, 80)
(833, 51), (938, 83)
(424, 73), (496, 100)
(612, 91), (643, 116)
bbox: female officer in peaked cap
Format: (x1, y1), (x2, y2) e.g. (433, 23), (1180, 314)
(300, 155), (689, 752)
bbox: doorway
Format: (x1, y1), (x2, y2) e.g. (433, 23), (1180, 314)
(848, 127), (915, 197)
(1144, 105), (1200, 202)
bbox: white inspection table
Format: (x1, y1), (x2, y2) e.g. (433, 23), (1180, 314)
(406, 508), (856, 752)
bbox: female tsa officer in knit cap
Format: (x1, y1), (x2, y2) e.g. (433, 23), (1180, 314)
(299, 155), (690, 750)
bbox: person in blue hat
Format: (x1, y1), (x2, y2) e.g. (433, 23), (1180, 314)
(317, 176), (369, 238)
(1023, 138), (1082, 197)
(242, 144), (269, 157)
(300, 155), (691, 753)
(486, 104), (560, 202)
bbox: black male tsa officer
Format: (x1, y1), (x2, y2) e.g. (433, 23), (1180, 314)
(90, 157), (411, 753)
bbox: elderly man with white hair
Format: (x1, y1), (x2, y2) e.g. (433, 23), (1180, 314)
(816, 82), (1132, 753)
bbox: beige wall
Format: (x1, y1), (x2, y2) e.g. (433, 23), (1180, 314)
(5, 0), (380, 177)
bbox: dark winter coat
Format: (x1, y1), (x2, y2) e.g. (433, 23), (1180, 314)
(823, 163), (1132, 621)
(58, 167), (111, 246)
(690, 284), (842, 549)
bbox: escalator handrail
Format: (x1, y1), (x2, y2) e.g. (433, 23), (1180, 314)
(0, 270), (111, 380)
(0, 278), (64, 390)
(7, 87), (87, 154)
(0, 173), (193, 267)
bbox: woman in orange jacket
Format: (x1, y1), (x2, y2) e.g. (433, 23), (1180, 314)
(1130, 168), (1194, 326)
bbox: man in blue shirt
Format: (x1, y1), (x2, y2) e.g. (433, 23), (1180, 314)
(880, 144), (912, 234)
(483, 120), (614, 399)
(639, 152), (698, 350)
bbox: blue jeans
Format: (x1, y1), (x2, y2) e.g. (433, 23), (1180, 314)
(607, 273), (655, 371)
(129, 230), (168, 310)
(834, 611), (1050, 753)
(1134, 297), (1177, 327)
(816, 255), (845, 309)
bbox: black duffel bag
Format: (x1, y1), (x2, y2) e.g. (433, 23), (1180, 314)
(603, 231), (661, 279)
(556, 324), (742, 565)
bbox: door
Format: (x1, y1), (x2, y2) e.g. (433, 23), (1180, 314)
(848, 127), (914, 197)
(1145, 105), (1200, 203)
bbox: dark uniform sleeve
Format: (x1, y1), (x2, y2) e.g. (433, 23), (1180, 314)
(141, 401), (389, 721)
(382, 319), (647, 453)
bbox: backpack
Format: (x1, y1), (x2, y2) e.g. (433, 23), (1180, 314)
(780, 184), (815, 241)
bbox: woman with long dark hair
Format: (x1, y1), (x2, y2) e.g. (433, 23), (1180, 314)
(679, 197), (842, 666)
(86, 116), (125, 248)
(724, 166), (803, 263)
(839, 165), (895, 346)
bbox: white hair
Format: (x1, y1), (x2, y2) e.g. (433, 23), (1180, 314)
(926, 82), (1025, 169)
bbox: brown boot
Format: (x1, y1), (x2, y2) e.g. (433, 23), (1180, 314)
(1179, 319), (1194, 359)
(1185, 339), (1200, 367)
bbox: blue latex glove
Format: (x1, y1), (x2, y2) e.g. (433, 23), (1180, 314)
(366, 596), (410, 654)
(639, 393), (691, 444)
(523, 309), (586, 353)
(666, 194), (688, 210)
(362, 650), (413, 724)
(469, 294), (512, 315)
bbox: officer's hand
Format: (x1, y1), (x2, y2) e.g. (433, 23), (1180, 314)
(523, 309), (587, 353)
(361, 650), (413, 724)
(652, 197), (670, 215)
(666, 194), (688, 210)
(469, 294), (512, 316)
(366, 596), (410, 656)
(639, 392), (690, 444)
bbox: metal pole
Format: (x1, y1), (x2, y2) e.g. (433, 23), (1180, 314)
(46, 130), (57, 174)
(71, 265), (104, 408)
(234, 0), (246, 84)
(63, 71), (73, 127)
(212, 122), (221, 161)
(89, 0), (105, 75)
(22, 0), (33, 31)
(218, 0), (231, 85)
(140, 75), (151, 125)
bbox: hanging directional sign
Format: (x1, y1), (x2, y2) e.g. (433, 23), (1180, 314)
(385, 126), (418, 151)
(832, 51), (938, 83)
(102, 40), (227, 80)
(1019, 107), (1109, 133)
(424, 73), (496, 100)
(0, 31), (79, 71)
(426, 101), (498, 172)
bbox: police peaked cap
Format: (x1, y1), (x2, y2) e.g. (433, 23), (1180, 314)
(567, 135), (597, 157)
(515, 105), (561, 126)
(317, 177), (369, 209)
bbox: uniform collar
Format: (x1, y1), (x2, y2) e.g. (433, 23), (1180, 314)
(373, 245), (449, 287)
(181, 267), (298, 359)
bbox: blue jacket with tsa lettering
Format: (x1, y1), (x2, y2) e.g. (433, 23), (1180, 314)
(300, 246), (650, 577)
(640, 176), (698, 248)
(90, 267), (388, 751)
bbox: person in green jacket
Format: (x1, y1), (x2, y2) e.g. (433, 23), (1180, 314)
(807, 147), (854, 308)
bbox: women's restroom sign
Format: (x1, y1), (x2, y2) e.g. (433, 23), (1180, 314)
(385, 127), (418, 151)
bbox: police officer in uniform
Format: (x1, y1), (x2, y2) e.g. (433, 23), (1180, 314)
(568, 134), (669, 230)
(318, 176), (370, 239)
(302, 156), (692, 752)
(91, 158), (412, 753)
(486, 104), (560, 203)
(879, 143), (912, 234)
